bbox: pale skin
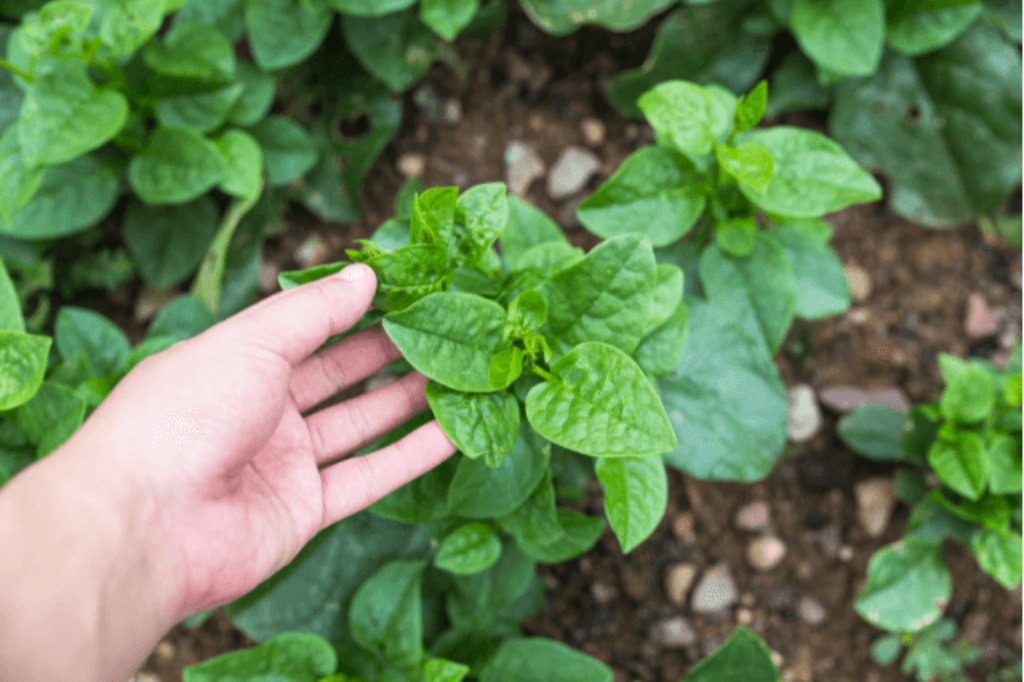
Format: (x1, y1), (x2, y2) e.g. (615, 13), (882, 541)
(0, 263), (457, 682)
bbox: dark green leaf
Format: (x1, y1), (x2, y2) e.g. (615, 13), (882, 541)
(124, 196), (219, 288)
(426, 382), (520, 467)
(988, 433), (1022, 494)
(445, 541), (535, 633)
(970, 526), (1022, 589)
(175, 0), (246, 43)
(495, 469), (562, 546)
(854, 538), (952, 632)
(512, 242), (584, 274)
(327, 0), (416, 15)
(154, 82), (244, 134)
(182, 632), (336, 681)
(0, 331), (49, 410)
(128, 126), (225, 204)
(147, 295), (216, 341)
(932, 489), (1010, 530)
(343, 11), (437, 92)
(0, 260), (20, 331)
(420, 0), (480, 41)
(681, 626), (780, 682)
(596, 455), (668, 553)
(349, 559), (426, 675)
(517, 508), (606, 564)
(248, 116), (319, 186)
(228, 62), (276, 127)
(764, 52), (830, 118)
(577, 146), (705, 247)
(144, 21), (235, 80)
(215, 129), (263, 198)
(634, 301), (689, 379)
(773, 224), (850, 319)
(905, 493), (976, 545)
(369, 414), (456, 524)
(435, 522), (502, 575)
(837, 405), (906, 461)
(54, 306), (130, 379)
(790, 0), (885, 76)
(0, 125), (44, 228)
(244, 0), (333, 71)
(518, 0), (673, 35)
(479, 637), (612, 682)
(887, 1), (981, 55)
(11, 381), (86, 456)
(893, 469), (929, 505)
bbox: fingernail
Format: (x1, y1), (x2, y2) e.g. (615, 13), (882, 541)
(338, 264), (367, 281)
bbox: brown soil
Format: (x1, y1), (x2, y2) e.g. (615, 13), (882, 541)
(113, 7), (1022, 682)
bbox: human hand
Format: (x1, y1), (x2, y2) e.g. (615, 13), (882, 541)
(0, 263), (456, 681)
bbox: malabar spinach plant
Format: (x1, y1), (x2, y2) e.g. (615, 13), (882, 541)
(839, 348), (1022, 663)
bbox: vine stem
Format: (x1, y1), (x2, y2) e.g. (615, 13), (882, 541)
(0, 58), (33, 82)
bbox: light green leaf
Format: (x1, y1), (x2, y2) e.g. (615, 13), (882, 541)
(420, 0), (479, 41)
(147, 295), (216, 341)
(0, 259), (21, 331)
(928, 432), (989, 500)
(248, 116), (319, 186)
(773, 224), (850, 319)
(453, 182), (508, 268)
(525, 342), (676, 457)
(215, 129), (263, 198)
(11, 380), (86, 456)
(479, 637), (612, 682)
(174, 0), (246, 43)
(54, 306), (130, 379)
(596, 455), (668, 553)
(18, 60), (128, 167)
(500, 196), (567, 270)
(905, 493), (976, 546)
(411, 186), (458, 245)
(343, 12), (437, 92)
(349, 559), (426, 675)
(326, 0), (416, 15)
(734, 80), (768, 133)
(716, 142), (774, 194)
(714, 217), (757, 258)
(243, 0), (332, 71)
(988, 433), (1022, 494)
(887, 0), (982, 55)
(854, 538), (952, 632)
(426, 382), (520, 468)
(228, 62), (276, 126)
(577, 146), (705, 247)
(100, 0), (164, 57)
(513, 241), (583, 274)
(971, 526), (1022, 589)
(738, 126), (882, 218)
(517, 508), (606, 564)
(495, 469), (562, 546)
(0, 125), (44, 228)
(791, 0), (885, 76)
(154, 82), (244, 134)
(369, 243), (447, 311)
(0, 331), (49, 410)
(518, 0), (674, 35)
(940, 362), (995, 423)
(124, 196), (219, 288)
(634, 301), (688, 379)
(384, 292), (506, 393)
(682, 626), (780, 682)
(144, 21), (235, 81)
(837, 405), (906, 461)
(645, 264), (684, 333)
(638, 80), (731, 159)
(129, 127), (225, 205)
(435, 522), (502, 575)
(182, 632), (336, 681)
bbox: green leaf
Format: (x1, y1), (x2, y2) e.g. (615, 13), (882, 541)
(411, 186), (458, 245)
(734, 80), (768, 133)
(229, 513), (431, 643)
(243, 0), (332, 71)
(124, 196), (218, 289)
(682, 626), (780, 682)
(17, 2), (94, 59)
(837, 405), (906, 461)
(349, 559), (426, 675)
(773, 224), (850, 319)
(790, 0), (885, 76)
(435, 522), (502, 575)
(487, 347), (524, 390)
(699, 234), (796, 352)
(0, 331), (49, 410)
(420, 0), (479, 41)
(595, 455), (668, 553)
(737, 126), (882, 218)
(54, 306), (130, 379)
(525, 342), (676, 458)
(764, 51), (830, 118)
(887, 1), (982, 55)
(154, 82), (244, 134)
(11, 380), (86, 456)
(128, 127), (224, 205)
(714, 217), (757, 258)
(214, 129), (263, 198)
(424, 659), (470, 682)
(327, 0), (416, 15)
(0, 260), (20, 331)
(343, 11), (437, 92)
(0, 27), (23, 133)
(100, 0), (164, 57)
(988, 434), (1022, 494)
(0, 125), (44, 228)
(445, 541), (536, 634)
(970, 526), (1022, 589)
(540, 233), (656, 359)
(453, 182), (508, 268)
(513, 242), (583, 274)
(605, 4), (770, 119)
(716, 142), (774, 194)
(940, 362), (995, 423)
(659, 298), (788, 482)
(174, 0), (246, 43)
(518, 0), (672, 35)
(517, 508), (606, 564)
(855, 538), (952, 632)
(505, 289), (546, 339)
(577, 146), (705, 247)
(446, 424), (549, 518)
(500, 196), (566, 270)
(928, 432), (989, 500)
(645, 264), (684, 333)
(144, 21), (235, 81)
(871, 634), (903, 667)
(495, 469), (562, 546)
(125, 335), (177, 372)
(830, 20), (1021, 227)
(368, 243), (448, 311)
(384, 292), (506, 393)
(248, 116), (319, 186)
(633, 301), (689, 379)
(905, 493), (977, 544)
(638, 80), (731, 159)
(479, 637), (612, 682)
(182, 632), (336, 681)
(6, 153), (119, 240)
(18, 60), (128, 167)
(147, 295), (216, 341)
(933, 489), (1009, 530)
(228, 62), (276, 127)
(426, 382), (520, 467)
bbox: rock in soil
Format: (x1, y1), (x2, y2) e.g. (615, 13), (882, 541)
(580, 117), (606, 146)
(966, 293), (998, 338)
(664, 562), (697, 608)
(294, 233), (331, 269)
(854, 477), (896, 539)
(844, 263), (872, 302)
(258, 261), (281, 295)
(691, 565), (739, 613)
(787, 384), (822, 442)
(671, 511), (696, 545)
(818, 385), (911, 413)
(746, 536), (787, 572)
(734, 501), (771, 533)
(505, 141), (545, 197)
(809, 523), (842, 559)
(547, 146), (601, 200)
(797, 595), (829, 626)
(648, 616), (697, 649)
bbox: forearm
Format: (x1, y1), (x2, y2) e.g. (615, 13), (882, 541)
(0, 440), (179, 682)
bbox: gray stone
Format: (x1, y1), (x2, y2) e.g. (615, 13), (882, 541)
(505, 141), (545, 197)
(787, 384), (822, 442)
(547, 146), (601, 200)
(397, 152), (426, 178)
(294, 233), (331, 269)
(691, 565), (739, 613)
(734, 501), (771, 532)
(664, 562), (698, 608)
(810, 523), (841, 559)
(746, 536), (787, 572)
(819, 385), (911, 413)
(649, 617), (697, 649)
(854, 477), (896, 538)
(797, 595), (828, 626)
(845, 263), (871, 302)
(966, 293), (997, 338)
(580, 117), (606, 146)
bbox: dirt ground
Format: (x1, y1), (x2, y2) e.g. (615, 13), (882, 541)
(114, 7), (1022, 682)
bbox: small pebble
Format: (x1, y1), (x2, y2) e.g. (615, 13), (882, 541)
(444, 98), (462, 124)
(966, 293), (997, 338)
(649, 617), (697, 649)
(397, 152), (426, 177)
(771, 650), (785, 669)
(155, 640), (176, 660)
(294, 233), (331, 269)
(580, 117), (606, 146)
(818, 386), (911, 413)
(591, 582), (617, 606)
(547, 146), (601, 200)
(735, 501), (771, 532)
(505, 141), (545, 197)
(854, 477), (896, 539)
(838, 546), (853, 562)
(691, 565), (739, 613)
(747, 536), (787, 572)
(787, 384), (822, 442)
(845, 263), (871, 302)
(797, 595), (828, 625)
(258, 261), (281, 295)
(736, 608), (754, 625)
(810, 523), (841, 559)
(664, 562), (697, 608)
(671, 511), (696, 545)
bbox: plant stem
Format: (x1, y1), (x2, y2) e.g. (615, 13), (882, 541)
(0, 58), (33, 82)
